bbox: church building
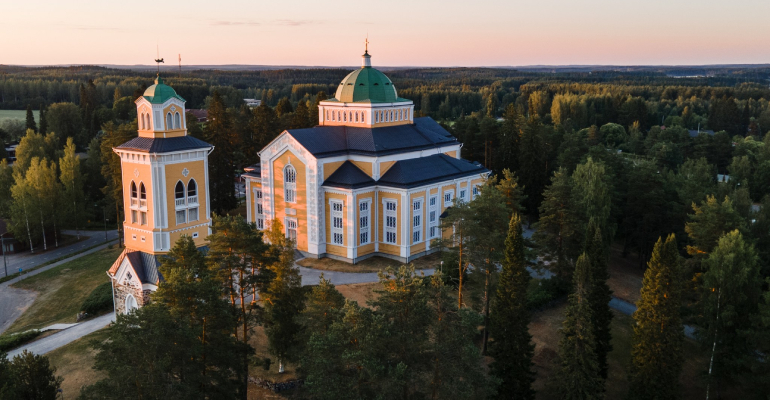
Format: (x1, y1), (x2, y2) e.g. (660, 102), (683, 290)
(243, 49), (489, 263)
(107, 76), (213, 314)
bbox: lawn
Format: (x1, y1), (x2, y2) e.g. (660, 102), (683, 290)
(297, 251), (442, 273)
(46, 327), (110, 398)
(6, 247), (123, 334)
(0, 109), (38, 123)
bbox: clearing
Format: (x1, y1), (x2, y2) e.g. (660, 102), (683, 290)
(46, 327), (109, 398)
(297, 251), (441, 273)
(5, 247), (122, 334)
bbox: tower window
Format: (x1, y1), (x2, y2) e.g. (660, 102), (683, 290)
(130, 181), (138, 208)
(188, 207), (199, 222)
(140, 113), (145, 130)
(187, 179), (197, 203)
(359, 199), (371, 245)
(384, 200), (397, 244)
(174, 112), (181, 129)
(284, 165), (296, 203)
(166, 112), (173, 130)
(175, 181), (185, 207)
(140, 183), (146, 199)
(176, 209), (187, 224)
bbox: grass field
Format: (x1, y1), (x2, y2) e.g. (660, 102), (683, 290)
(7, 247), (123, 333)
(46, 327), (110, 398)
(0, 109), (38, 123)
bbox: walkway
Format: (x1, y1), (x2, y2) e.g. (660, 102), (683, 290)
(0, 239), (117, 335)
(6, 313), (115, 358)
(1, 230), (118, 279)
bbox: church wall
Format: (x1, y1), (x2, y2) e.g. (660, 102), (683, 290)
(323, 161), (345, 180)
(377, 191), (401, 257)
(444, 150), (457, 158)
(379, 161), (396, 176)
(245, 178), (263, 225)
(324, 191), (348, 257)
(351, 161), (373, 177)
(272, 150), (308, 252)
(112, 280), (149, 315)
(122, 160), (155, 253)
(165, 160), (210, 248)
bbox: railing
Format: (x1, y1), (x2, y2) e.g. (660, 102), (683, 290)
(130, 198), (138, 207)
(175, 198), (186, 207)
(187, 195), (198, 205)
(139, 199), (147, 209)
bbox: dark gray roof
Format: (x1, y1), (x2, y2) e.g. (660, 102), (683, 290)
(125, 251), (162, 284)
(286, 117), (457, 158)
(378, 154), (488, 189)
(116, 135), (212, 153)
(323, 161), (375, 189)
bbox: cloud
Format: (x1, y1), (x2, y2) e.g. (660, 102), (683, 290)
(54, 23), (127, 31)
(273, 19), (318, 26)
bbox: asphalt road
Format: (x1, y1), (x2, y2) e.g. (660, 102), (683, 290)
(6, 313), (115, 358)
(1, 230), (118, 279)
(0, 234), (117, 335)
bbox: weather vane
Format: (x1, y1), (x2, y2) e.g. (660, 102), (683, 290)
(155, 45), (164, 74)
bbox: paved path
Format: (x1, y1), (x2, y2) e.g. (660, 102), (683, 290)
(1, 230), (118, 279)
(609, 296), (696, 339)
(6, 313), (115, 358)
(0, 240), (117, 335)
(298, 266), (435, 286)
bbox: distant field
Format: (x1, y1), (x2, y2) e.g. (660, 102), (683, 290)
(0, 109), (39, 123)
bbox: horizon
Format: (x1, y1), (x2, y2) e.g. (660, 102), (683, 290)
(3, 0), (769, 66)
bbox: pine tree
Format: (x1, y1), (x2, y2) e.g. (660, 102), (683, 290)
(275, 97), (293, 117)
(489, 213), (535, 399)
(499, 103), (522, 172)
(38, 104), (47, 134)
(518, 115), (549, 215)
(557, 253), (604, 400)
(25, 104), (37, 132)
(100, 121), (137, 246)
(205, 91), (238, 214)
(290, 100), (311, 129)
(584, 221), (613, 380)
(534, 168), (580, 279)
(1, 350), (62, 399)
(628, 234), (684, 400)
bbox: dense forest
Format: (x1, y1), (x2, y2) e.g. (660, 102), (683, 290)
(2, 63), (770, 398)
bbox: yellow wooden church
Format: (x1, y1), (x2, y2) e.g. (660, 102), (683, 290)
(242, 49), (489, 264)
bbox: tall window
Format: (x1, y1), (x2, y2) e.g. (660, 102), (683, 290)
(284, 165), (296, 203)
(459, 189), (467, 203)
(429, 195), (439, 239)
(384, 200), (397, 244)
(286, 218), (298, 244)
(175, 181), (185, 207)
(188, 207), (199, 222)
(443, 189), (453, 207)
(472, 186), (479, 200)
(176, 209), (187, 224)
(187, 179), (197, 203)
(331, 200), (343, 245)
(412, 199), (423, 243)
(166, 113), (173, 130)
(174, 112), (181, 129)
(254, 190), (264, 230)
(359, 199), (371, 245)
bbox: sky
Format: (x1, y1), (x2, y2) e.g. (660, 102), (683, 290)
(2, 0), (770, 67)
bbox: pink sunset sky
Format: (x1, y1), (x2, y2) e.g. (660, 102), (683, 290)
(2, 0), (769, 67)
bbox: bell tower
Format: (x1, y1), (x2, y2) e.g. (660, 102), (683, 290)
(113, 74), (214, 254)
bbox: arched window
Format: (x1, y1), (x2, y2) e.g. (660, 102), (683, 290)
(187, 179), (197, 197)
(390, 111), (393, 121)
(284, 165), (296, 203)
(361, 113), (365, 123)
(124, 294), (138, 314)
(139, 183), (146, 199)
(140, 113), (145, 130)
(174, 112), (181, 129)
(337, 111), (340, 121)
(147, 114), (151, 130)
(175, 181), (185, 199)
(343, 112), (347, 122)
(130, 181), (137, 198)
(355, 112), (359, 122)
(375, 111), (378, 123)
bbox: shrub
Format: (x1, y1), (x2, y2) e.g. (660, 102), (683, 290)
(81, 281), (114, 315)
(0, 330), (41, 352)
(527, 277), (569, 310)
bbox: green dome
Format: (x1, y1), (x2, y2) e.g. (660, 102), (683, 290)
(334, 65), (401, 103)
(143, 75), (185, 104)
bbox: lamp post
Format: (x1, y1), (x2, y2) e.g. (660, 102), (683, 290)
(102, 206), (108, 243)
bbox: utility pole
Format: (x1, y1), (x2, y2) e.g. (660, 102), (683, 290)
(1, 232), (8, 278)
(103, 206), (108, 243)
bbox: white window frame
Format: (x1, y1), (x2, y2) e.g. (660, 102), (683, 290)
(429, 195), (439, 239)
(285, 217), (298, 243)
(459, 189), (467, 203)
(188, 207), (199, 222)
(359, 198), (371, 245)
(254, 189), (264, 230)
(412, 198), (423, 244)
(175, 209), (186, 225)
(472, 185), (480, 200)
(330, 200), (344, 246)
(284, 165), (297, 203)
(443, 189), (454, 207)
(384, 199), (397, 244)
